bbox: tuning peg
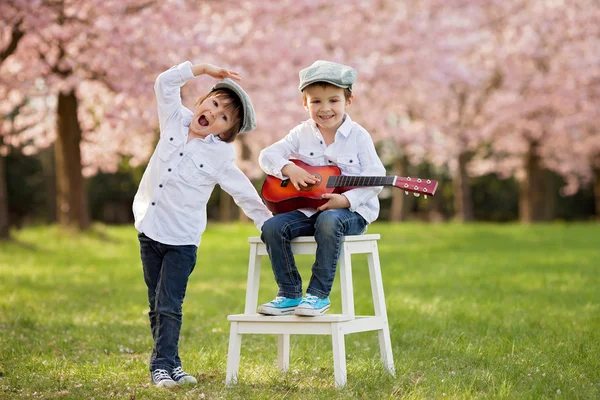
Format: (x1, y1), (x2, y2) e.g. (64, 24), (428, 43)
(405, 191), (408, 195)
(413, 193), (420, 197)
(424, 195), (428, 199)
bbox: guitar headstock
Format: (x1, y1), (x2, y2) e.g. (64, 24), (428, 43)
(394, 176), (438, 197)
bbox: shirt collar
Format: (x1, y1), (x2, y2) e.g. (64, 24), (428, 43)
(205, 134), (221, 143)
(337, 114), (353, 137)
(309, 113), (353, 138)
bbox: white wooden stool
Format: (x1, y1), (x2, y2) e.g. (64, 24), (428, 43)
(225, 234), (395, 387)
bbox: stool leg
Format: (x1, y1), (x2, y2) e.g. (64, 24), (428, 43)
(278, 334), (290, 371)
(339, 244), (355, 318)
(226, 322), (242, 385)
(378, 323), (395, 376)
(244, 244), (262, 314)
(331, 323), (347, 387)
(367, 245), (396, 376)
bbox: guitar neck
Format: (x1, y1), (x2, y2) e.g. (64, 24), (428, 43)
(326, 176), (395, 188)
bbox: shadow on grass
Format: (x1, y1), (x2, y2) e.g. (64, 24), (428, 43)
(0, 236), (41, 251)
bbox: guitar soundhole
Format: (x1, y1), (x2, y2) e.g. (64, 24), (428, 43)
(299, 173), (322, 192)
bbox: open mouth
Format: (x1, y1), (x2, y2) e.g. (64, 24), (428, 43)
(320, 115), (334, 120)
(198, 115), (209, 126)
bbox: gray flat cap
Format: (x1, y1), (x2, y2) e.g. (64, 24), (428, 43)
(212, 78), (257, 133)
(298, 60), (357, 92)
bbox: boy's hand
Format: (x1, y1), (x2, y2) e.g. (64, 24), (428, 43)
(200, 63), (242, 81)
(317, 193), (350, 211)
(282, 164), (317, 191)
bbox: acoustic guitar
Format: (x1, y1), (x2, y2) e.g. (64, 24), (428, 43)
(261, 159), (439, 214)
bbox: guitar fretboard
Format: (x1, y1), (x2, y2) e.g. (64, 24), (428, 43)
(326, 176), (395, 188)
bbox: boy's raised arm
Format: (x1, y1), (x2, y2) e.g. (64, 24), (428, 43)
(154, 62), (195, 134)
(190, 63), (241, 81)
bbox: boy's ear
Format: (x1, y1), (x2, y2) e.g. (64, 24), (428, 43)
(303, 99), (309, 112)
(345, 94), (355, 108)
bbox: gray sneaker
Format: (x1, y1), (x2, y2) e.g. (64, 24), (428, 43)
(151, 369), (177, 388)
(171, 366), (198, 385)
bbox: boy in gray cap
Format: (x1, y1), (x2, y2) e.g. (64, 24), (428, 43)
(133, 61), (272, 387)
(258, 60), (385, 316)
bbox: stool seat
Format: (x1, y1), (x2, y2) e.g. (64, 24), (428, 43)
(225, 234), (395, 387)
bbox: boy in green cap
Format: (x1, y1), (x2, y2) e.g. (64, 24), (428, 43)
(258, 60), (385, 316)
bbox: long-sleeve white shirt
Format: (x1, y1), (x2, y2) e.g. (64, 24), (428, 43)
(133, 61), (272, 246)
(258, 115), (385, 224)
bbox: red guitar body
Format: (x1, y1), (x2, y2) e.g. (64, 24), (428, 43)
(261, 159), (439, 214)
(261, 161), (342, 213)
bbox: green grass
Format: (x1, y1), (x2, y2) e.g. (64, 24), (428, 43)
(0, 223), (599, 399)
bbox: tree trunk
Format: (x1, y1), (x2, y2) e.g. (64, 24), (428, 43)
(55, 90), (90, 230)
(0, 155), (9, 239)
(40, 147), (57, 223)
(389, 156), (413, 221)
(519, 143), (552, 223)
(594, 166), (600, 222)
(453, 151), (474, 222)
(219, 189), (234, 221)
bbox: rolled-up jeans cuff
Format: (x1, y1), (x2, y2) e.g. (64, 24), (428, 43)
(306, 288), (328, 299)
(277, 285), (302, 299)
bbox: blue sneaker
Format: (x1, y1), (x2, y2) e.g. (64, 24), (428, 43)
(257, 296), (302, 316)
(294, 294), (331, 316)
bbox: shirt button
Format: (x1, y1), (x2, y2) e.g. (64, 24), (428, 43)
(350, 159), (353, 163)
(169, 137), (173, 141)
(151, 202), (156, 206)
(310, 152), (314, 156)
(180, 152), (183, 156)
(320, 141), (323, 145)
(200, 164), (203, 168)
(328, 160), (333, 163)
(168, 168), (172, 172)
(159, 184), (163, 188)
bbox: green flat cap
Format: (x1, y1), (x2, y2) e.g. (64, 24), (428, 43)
(298, 60), (357, 92)
(212, 78), (257, 133)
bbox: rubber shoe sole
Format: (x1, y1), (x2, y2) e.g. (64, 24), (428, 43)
(175, 375), (197, 385)
(257, 304), (297, 316)
(294, 303), (331, 316)
(156, 379), (177, 388)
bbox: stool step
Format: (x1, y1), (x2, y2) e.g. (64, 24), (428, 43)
(227, 314), (387, 336)
(228, 313), (353, 322)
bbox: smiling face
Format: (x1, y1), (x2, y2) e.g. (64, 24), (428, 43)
(189, 90), (242, 142)
(302, 83), (353, 136)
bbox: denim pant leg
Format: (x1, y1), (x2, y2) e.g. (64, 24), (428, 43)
(139, 233), (197, 372)
(307, 209), (367, 299)
(261, 211), (316, 299)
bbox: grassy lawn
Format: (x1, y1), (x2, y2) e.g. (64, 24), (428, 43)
(0, 222), (599, 399)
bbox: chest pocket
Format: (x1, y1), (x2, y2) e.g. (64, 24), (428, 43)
(336, 154), (361, 175)
(158, 136), (182, 161)
(297, 148), (325, 165)
(179, 155), (218, 187)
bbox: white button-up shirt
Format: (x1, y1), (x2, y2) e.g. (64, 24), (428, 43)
(258, 115), (385, 224)
(133, 62), (272, 246)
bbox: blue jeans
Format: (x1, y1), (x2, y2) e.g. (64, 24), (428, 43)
(261, 209), (367, 299)
(138, 232), (197, 372)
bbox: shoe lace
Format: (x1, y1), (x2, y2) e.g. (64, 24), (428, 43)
(302, 294), (319, 304)
(171, 366), (187, 380)
(271, 296), (285, 304)
(153, 369), (171, 381)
